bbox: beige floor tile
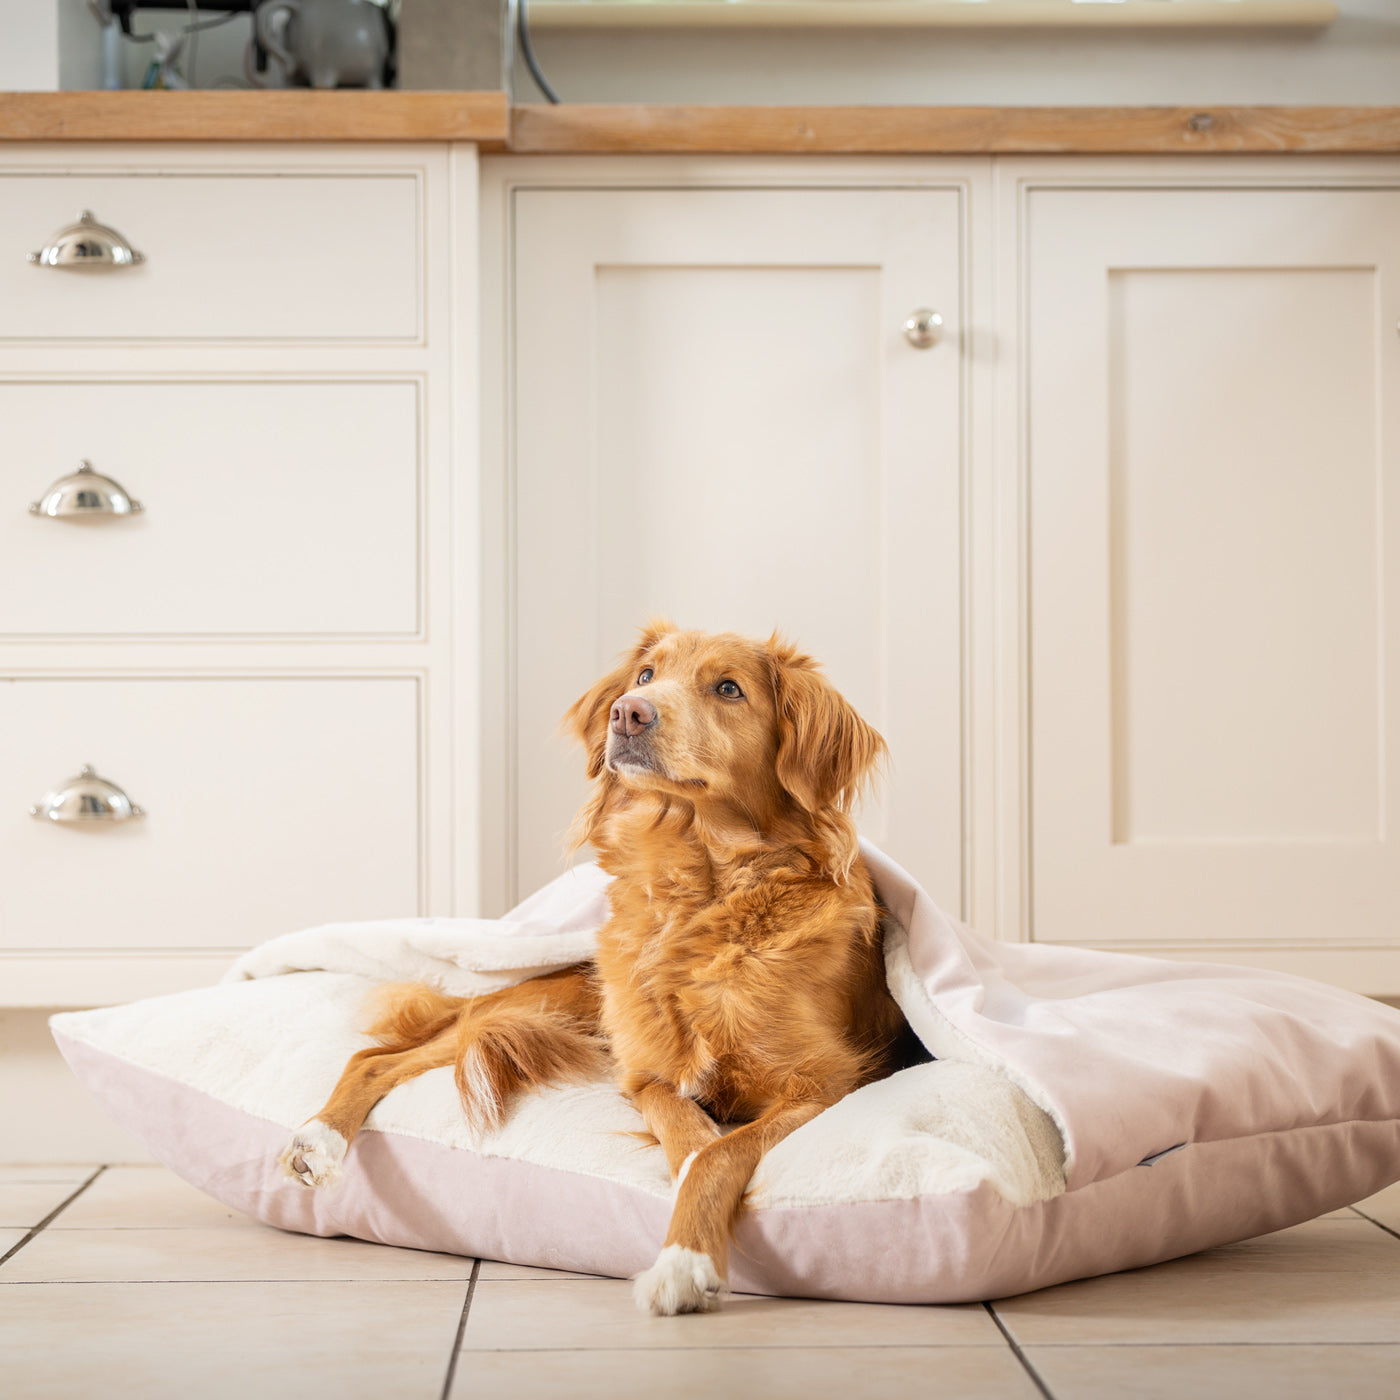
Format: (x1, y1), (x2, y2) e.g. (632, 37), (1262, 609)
(449, 1345), (1038, 1400)
(477, 1259), (608, 1281)
(462, 1279), (1000, 1351)
(0, 1225), (475, 1283)
(1150, 1217), (1400, 1274)
(0, 1165), (96, 1185)
(0, 1280), (466, 1400)
(0, 1230), (27, 1256)
(995, 1269), (1400, 1345)
(1353, 1179), (1400, 1233)
(54, 1165), (255, 1228)
(1027, 1344), (1400, 1400)
(0, 1180), (88, 1228)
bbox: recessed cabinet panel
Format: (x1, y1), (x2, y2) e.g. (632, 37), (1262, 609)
(1, 381), (420, 637)
(512, 187), (964, 908)
(0, 678), (421, 952)
(1028, 187), (1400, 949)
(594, 265), (884, 731)
(1107, 267), (1379, 846)
(0, 173), (420, 342)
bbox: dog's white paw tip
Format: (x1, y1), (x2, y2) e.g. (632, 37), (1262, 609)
(632, 1245), (726, 1316)
(278, 1120), (347, 1189)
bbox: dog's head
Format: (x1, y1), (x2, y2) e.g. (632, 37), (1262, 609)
(563, 620), (885, 875)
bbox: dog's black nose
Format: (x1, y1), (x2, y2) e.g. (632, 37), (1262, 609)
(610, 694), (657, 737)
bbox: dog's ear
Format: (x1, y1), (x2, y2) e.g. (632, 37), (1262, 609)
(767, 635), (886, 816)
(562, 617), (677, 779)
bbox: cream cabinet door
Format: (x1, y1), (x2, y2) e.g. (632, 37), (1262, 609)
(509, 186), (964, 907)
(1027, 186), (1400, 968)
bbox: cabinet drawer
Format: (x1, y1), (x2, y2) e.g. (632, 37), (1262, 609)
(0, 172), (419, 342)
(0, 677), (421, 954)
(1, 380), (419, 637)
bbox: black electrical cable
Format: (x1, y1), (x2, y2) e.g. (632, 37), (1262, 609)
(115, 7), (244, 43)
(517, 0), (560, 105)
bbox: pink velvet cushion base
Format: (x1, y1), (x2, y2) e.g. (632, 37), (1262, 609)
(51, 844), (1400, 1303)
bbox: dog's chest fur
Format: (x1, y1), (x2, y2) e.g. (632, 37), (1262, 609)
(593, 835), (877, 1121)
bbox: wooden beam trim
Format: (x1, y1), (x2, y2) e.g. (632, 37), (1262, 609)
(0, 91), (509, 144)
(508, 105), (1400, 155)
(5, 97), (1400, 154)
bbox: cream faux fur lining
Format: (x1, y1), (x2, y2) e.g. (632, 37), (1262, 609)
(52, 858), (1067, 1211)
(882, 916), (1074, 1184)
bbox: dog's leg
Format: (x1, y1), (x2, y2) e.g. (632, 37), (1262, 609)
(280, 1034), (455, 1188)
(282, 965), (604, 1187)
(630, 1080), (722, 1180)
(632, 1097), (828, 1315)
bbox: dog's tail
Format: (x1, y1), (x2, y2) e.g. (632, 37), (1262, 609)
(368, 966), (607, 1136)
(367, 982), (465, 1050)
(454, 997), (609, 1135)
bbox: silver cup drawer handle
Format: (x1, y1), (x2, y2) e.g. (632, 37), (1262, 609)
(30, 461), (144, 518)
(30, 765), (146, 824)
(29, 210), (145, 269)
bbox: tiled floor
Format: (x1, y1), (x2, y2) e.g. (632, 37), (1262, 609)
(1, 1166), (1397, 1399)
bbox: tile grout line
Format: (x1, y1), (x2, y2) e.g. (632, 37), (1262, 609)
(0, 1165), (109, 1270)
(421, 1340), (1400, 1352)
(984, 1302), (1057, 1400)
(439, 1257), (481, 1400)
(1349, 1205), (1400, 1244)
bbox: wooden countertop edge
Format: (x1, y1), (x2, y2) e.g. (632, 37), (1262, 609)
(8, 96), (1400, 153)
(0, 91), (509, 143)
(507, 105), (1400, 154)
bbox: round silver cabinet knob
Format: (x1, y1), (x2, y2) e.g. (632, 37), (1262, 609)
(904, 309), (944, 350)
(30, 461), (144, 518)
(30, 765), (146, 824)
(29, 210), (145, 269)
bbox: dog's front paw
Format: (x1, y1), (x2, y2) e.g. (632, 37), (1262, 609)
(632, 1245), (726, 1316)
(279, 1120), (347, 1188)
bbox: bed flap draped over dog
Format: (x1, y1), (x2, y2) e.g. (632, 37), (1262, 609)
(50, 842), (1400, 1303)
(862, 844), (1400, 1193)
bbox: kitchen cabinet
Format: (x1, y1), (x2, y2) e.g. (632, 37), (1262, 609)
(1013, 168), (1400, 988)
(487, 166), (974, 914)
(486, 155), (1400, 994)
(8, 140), (1398, 1006)
(0, 142), (475, 1008)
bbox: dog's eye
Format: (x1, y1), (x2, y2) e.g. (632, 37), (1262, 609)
(716, 679), (744, 699)
(637, 668), (654, 685)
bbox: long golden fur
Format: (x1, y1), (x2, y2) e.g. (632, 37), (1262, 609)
(279, 621), (909, 1314)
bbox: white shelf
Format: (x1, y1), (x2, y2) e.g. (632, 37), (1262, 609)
(529, 0), (1336, 29)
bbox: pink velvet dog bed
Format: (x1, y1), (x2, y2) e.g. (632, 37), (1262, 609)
(52, 843), (1400, 1303)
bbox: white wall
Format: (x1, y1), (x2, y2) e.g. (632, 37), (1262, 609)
(0, 1011), (152, 1164)
(0, 0), (108, 89)
(1, 0), (60, 88)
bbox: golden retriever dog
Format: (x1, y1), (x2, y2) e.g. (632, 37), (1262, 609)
(279, 621), (910, 1314)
